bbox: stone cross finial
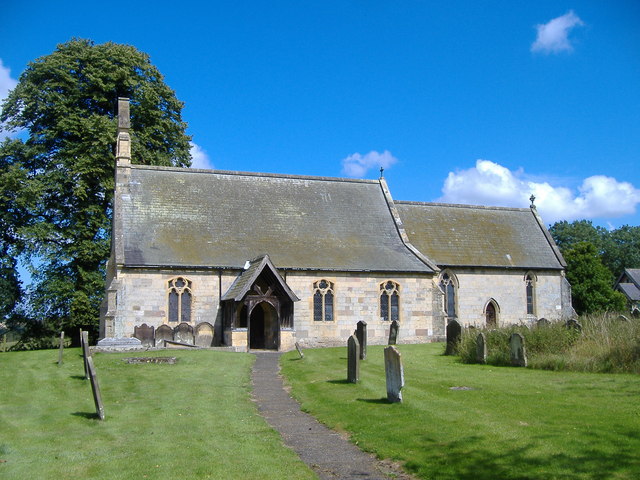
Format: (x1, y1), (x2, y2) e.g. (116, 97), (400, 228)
(380, 166), (384, 178)
(529, 194), (536, 208)
(116, 97), (131, 166)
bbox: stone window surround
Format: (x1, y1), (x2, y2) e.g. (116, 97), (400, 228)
(379, 280), (401, 322)
(313, 279), (335, 322)
(524, 272), (537, 316)
(167, 276), (194, 324)
(438, 270), (459, 319)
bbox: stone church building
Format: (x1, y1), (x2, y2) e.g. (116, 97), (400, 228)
(100, 99), (573, 350)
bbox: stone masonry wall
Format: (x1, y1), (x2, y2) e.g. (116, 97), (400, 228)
(451, 268), (567, 327)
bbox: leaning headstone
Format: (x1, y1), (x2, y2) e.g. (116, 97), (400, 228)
(155, 324), (174, 347)
(347, 334), (360, 383)
(174, 322), (195, 345)
(356, 320), (367, 360)
(475, 332), (487, 364)
(445, 319), (462, 355)
(536, 318), (550, 327)
(82, 330), (91, 380)
(58, 331), (65, 366)
(86, 356), (105, 420)
(295, 342), (304, 359)
(195, 322), (214, 347)
(617, 314), (630, 323)
(384, 346), (404, 403)
(509, 333), (527, 367)
(565, 319), (582, 333)
(134, 323), (155, 347)
(388, 320), (399, 345)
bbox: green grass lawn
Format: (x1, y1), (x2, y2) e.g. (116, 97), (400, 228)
(0, 348), (316, 480)
(281, 343), (640, 480)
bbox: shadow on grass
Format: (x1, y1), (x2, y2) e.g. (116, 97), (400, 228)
(327, 379), (351, 384)
(70, 375), (87, 380)
(71, 411), (100, 420)
(356, 397), (390, 404)
(404, 428), (640, 480)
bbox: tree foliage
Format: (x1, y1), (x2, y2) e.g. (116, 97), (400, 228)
(550, 220), (640, 279)
(0, 39), (191, 337)
(563, 242), (626, 314)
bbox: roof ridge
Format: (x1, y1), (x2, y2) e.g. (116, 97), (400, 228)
(396, 200), (530, 212)
(130, 164), (379, 184)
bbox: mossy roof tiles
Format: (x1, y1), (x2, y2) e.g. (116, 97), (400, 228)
(120, 166), (433, 273)
(396, 201), (564, 269)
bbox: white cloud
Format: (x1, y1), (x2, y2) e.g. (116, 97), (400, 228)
(0, 58), (18, 140)
(0, 58), (17, 101)
(531, 10), (584, 54)
(438, 159), (640, 223)
(341, 150), (398, 178)
(189, 142), (213, 169)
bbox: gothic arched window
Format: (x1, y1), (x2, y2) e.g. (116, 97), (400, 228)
(440, 272), (457, 318)
(168, 277), (192, 323)
(313, 280), (334, 322)
(380, 281), (400, 322)
(525, 273), (536, 316)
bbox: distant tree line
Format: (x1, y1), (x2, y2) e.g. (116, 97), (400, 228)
(549, 220), (639, 314)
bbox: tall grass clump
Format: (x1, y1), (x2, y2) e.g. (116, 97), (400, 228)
(457, 313), (640, 374)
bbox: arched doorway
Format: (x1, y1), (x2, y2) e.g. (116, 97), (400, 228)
(485, 300), (498, 328)
(249, 301), (279, 350)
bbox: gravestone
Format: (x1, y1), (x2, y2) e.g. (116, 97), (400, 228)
(445, 319), (462, 355)
(174, 322), (195, 345)
(536, 318), (550, 327)
(347, 334), (360, 383)
(95, 337), (143, 351)
(384, 346), (404, 403)
(81, 330), (91, 380)
(134, 323), (155, 347)
(388, 320), (399, 345)
(509, 333), (527, 367)
(155, 324), (174, 347)
(617, 314), (630, 323)
(195, 322), (214, 347)
(356, 320), (367, 360)
(565, 319), (582, 333)
(295, 342), (304, 359)
(86, 356), (105, 420)
(475, 332), (487, 364)
(58, 331), (65, 366)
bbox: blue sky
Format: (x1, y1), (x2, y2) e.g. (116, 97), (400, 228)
(2, 1), (639, 228)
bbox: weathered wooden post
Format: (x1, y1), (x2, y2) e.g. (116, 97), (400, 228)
(86, 356), (105, 420)
(475, 332), (487, 364)
(356, 320), (367, 360)
(384, 346), (404, 403)
(58, 331), (65, 366)
(81, 330), (91, 380)
(347, 334), (360, 383)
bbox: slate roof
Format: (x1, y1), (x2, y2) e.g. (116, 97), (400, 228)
(615, 269), (640, 302)
(617, 283), (640, 302)
(119, 166), (433, 273)
(395, 201), (565, 269)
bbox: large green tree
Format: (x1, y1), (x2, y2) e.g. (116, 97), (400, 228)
(0, 39), (191, 338)
(550, 220), (640, 280)
(563, 242), (626, 314)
